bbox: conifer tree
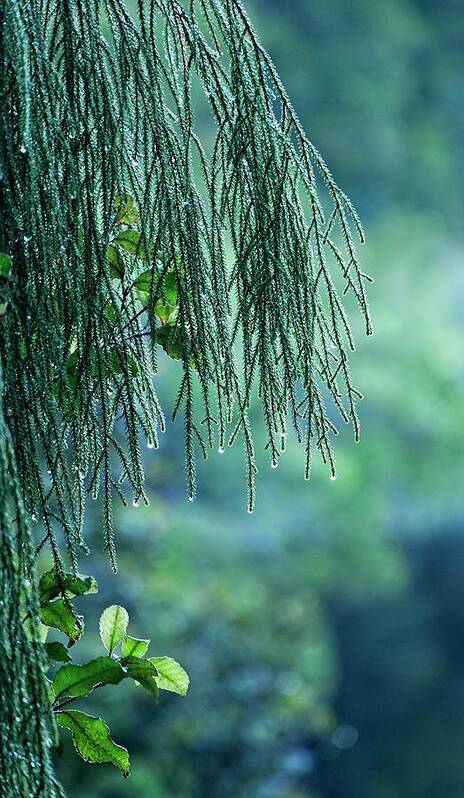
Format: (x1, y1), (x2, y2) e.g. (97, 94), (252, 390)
(0, 0), (371, 794)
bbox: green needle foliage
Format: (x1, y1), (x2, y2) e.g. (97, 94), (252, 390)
(0, 0), (371, 794)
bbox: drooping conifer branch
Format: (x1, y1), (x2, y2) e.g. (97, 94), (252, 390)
(0, 0), (371, 793)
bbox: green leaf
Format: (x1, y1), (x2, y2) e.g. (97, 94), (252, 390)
(45, 641), (72, 664)
(134, 268), (159, 295)
(135, 267), (178, 324)
(56, 710), (130, 777)
(155, 325), (184, 361)
(113, 230), (150, 259)
(114, 194), (140, 225)
(0, 253), (11, 279)
(99, 605), (129, 654)
(121, 656), (159, 700)
(150, 656), (189, 696)
(53, 656), (124, 703)
(121, 635), (150, 658)
(40, 600), (83, 646)
(106, 245), (125, 279)
(163, 269), (178, 306)
(39, 569), (98, 603)
(155, 299), (179, 325)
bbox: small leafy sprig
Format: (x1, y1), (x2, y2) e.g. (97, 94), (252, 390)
(33, 568), (189, 778)
(106, 193), (186, 364)
(50, 193), (185, 420)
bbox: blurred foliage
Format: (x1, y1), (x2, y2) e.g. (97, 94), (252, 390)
(248, 0), (464, 231)
(57, 0), (463, 796)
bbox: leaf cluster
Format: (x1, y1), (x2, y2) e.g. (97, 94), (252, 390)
(35, 569), (188, 778)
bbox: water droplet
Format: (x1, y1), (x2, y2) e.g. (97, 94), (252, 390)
(218, 446), (224, 454)
(132, 498), (140, 508)
(330, 474), (337, 481)
(247, 507), (254, 514)
(147, 439), (155, 449)
(20, 145), (27, 155)
(271, 460), (278, 469)
(188, 494), (195, 503)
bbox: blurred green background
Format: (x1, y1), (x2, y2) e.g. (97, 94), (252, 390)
(57, 1), (464, 796)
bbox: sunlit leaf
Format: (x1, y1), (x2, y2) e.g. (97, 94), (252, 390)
(122, 656), (159, 700)
(40, 600), (83, 646)
(121, 635), (150, 658)
(99, 605), (129, 654)
(135, 267), (178, 324)
(114, 194), (140, 225)
(155, 299), (179, 325)
(56, 710), (130, 776)
(53, 656), (124, 703)
(113, 230), (150, 259)
(39, 569), (98, 603)
(150, 656), (189, 696)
